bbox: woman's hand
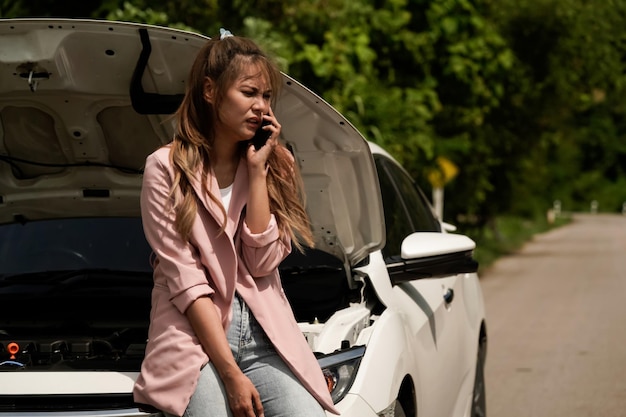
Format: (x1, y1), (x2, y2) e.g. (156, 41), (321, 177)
(222, 370), (265, 417)
(246, 106), (281, 172)
(245, 107), (280, 234)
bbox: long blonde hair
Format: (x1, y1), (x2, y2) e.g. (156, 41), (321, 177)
(168, 35), (314, 251)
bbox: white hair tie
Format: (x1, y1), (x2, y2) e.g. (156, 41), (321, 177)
(219, 28), (234, 40)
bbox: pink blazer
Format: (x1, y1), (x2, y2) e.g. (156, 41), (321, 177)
(133, 145), (339, 416)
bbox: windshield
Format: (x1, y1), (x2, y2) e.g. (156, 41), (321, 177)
(0, 217), (153, 275)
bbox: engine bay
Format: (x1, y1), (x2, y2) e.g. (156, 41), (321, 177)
(0, 328), (147, 371)
(0, 217), (360, 373)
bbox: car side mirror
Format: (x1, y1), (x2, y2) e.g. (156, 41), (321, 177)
(388, 232), (479, 285)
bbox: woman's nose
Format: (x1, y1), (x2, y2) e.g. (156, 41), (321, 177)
(252, 95), (269, 112)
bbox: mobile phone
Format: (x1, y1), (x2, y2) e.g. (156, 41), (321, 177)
(251, 119), (272, 150)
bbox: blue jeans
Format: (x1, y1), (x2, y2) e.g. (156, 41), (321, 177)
(165, 293), (327, 417)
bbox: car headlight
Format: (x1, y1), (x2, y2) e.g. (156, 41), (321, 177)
(317, 345), (366, 403)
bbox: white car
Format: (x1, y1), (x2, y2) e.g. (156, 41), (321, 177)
(0, 18), (487, 417)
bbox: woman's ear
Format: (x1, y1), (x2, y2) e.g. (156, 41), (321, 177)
(203, 77), (214, 102)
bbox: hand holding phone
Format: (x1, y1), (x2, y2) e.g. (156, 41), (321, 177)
(251, 119), (272, 150)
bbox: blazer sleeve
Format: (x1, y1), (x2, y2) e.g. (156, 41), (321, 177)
(141, 152), (214, 313)
(240, 215), (292, 278)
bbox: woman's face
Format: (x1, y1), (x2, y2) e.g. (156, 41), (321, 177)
(213, 64), (272, 144)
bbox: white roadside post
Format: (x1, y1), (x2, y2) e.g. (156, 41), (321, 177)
(427, 157), (458, 223)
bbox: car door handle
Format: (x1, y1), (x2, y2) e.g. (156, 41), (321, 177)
(443, 288), (454, 304)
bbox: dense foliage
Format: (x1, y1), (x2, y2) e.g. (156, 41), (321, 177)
(3, 0), (626, 235)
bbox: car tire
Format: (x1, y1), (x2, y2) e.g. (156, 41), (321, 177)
(394, 399), (407, 417)
(471, 339), (487, 417)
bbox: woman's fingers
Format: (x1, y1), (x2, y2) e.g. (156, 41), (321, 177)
(252, 390), (264, 417)
(264, 108), (281, 140)
(223, 370), (264, 417)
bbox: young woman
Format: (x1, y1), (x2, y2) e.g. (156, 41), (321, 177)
(133, 31), (339, 417)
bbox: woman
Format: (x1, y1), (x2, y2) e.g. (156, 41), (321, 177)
(133, 30), (339, 417)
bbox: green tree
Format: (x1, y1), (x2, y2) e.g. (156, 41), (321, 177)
(481, 0), (626, 217)
(6, 0), (626, 224)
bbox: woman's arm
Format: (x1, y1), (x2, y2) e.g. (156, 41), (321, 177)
(186, 296), (265, 417)
(243, 147), (290, 277)
(245, 161), (271, 233)
(141, 152), (215, 309)
(239, 215), (291, 277)
(245, 107), (281, 234)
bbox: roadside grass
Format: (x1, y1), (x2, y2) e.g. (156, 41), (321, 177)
(464, 213), (572, 273)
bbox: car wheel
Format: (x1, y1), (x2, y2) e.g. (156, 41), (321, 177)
(394, 399), (407, 417)
(471, 340), (487, 417)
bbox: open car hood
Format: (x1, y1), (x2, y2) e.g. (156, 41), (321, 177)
(0, 18), (384, 266)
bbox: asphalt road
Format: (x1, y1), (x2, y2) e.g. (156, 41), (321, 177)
(479, 213), (626, 417)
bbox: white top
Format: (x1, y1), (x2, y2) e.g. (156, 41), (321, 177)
(220, 183), (233, 212)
